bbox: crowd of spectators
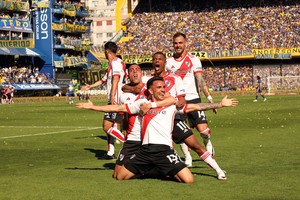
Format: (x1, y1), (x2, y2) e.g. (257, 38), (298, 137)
(0, 12), (29, 40)
(53, 16), (88, 26)
(53, 0), (88, 12)
(113, 1), (300, 91)
(0, 31), (22, 40)
(201, 64), (300, 91)
(0, 66), (53, 85)
(118, 3), (300, 55)
(0, 12), (29, 21)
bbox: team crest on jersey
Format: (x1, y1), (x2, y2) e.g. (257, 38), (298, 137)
(165, 80), (170, 87)
(185, 61), (191, 67)
(119, 154), (124, 161)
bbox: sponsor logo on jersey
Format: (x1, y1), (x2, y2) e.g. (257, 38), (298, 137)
(147, 110), (167, 115)
(130, 154), (136, 160)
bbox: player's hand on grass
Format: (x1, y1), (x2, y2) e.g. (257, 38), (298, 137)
(76, 100), (94, 109)
(220, 95), (238, 107)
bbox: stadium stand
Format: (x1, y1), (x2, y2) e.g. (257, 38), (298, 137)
(116, 0), (300, 92)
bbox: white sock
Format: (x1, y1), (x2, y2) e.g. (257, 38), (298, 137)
(180, 143), (192, 160)
(201, 151), (222, 174)
(107, 144), (115, 156)
(107, 135), (115, 156)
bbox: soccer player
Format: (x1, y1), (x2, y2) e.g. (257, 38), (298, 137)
(166, 32), (217, 157)
(253, 75), (267, 102)
(81, 41), (127, 159)
(67, 80), (75, 104)
(76, 76), (238, 183)
(113, 64), (176, 177)
(150, 52), (228, 180)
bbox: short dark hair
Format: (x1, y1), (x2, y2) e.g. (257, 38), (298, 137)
(104, 41), (118, 54)
(173, 32), (186, 40)
(128, 64), (141, 70)
(152, 52), (166, 60)
(146, 76), (164, 89)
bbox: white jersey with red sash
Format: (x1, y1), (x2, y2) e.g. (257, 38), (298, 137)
(125, 101), (176, 148)
(119, 84), (148, 141)
(102, 57), (127, 104)
(166, 52), (202, 100)
(142, 72), (186, 98)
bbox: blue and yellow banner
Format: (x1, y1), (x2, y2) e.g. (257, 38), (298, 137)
(0, 18), (32, 32)
(251, 48), (300, 59)
(52, 22), (89, 32)
(122, 51), (208, 64)
(0, 1), (29, 11)
(64, 56), (88, 67)
(0, 39), (34, 48)
(32, 0), (50, 8)
(62, 8), (76, 17)
(121, 48), (300, 64)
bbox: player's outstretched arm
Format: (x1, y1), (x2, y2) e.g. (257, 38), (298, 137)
(76, 100), (127, 112)
(81, 80), (103, 91)
(140, 93), (177, 114)
(195, 72), (217, 114)
(220, 95), (238, 107)
(184, 96), (238, 113)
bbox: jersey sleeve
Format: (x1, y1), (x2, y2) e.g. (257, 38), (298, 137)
(191, 56), (203, 74)
(101, 71), (108, 82)
(111, 59), (123, 77)
(165, 57), (173, 71)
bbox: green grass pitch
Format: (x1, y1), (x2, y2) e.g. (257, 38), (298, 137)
(0, 94), (299, 200)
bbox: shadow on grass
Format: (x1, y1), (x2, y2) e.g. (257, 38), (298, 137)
(191, 172), (216, 179)
(65, 167), (108, 170)
(84, 148), (107, 159)
(65, 163), (115, 171)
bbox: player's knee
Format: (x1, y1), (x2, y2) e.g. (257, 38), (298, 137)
(200, 128), (211, 136)
(116, 171), (126, 180)
(183, 174), (194, 184)
(103, 124), (112, 132)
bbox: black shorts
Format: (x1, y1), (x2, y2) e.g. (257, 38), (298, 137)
(172, 119), (193, 144)
(124, 144), (186, 177)
(103, 112), (123, 124)
(116, 140), (141, 166)
(185, 98), (208, 127)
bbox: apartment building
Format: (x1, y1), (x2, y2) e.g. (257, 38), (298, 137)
(86, 0), (138, 45)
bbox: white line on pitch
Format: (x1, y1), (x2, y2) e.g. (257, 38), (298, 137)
(0, 126), (102, 129)
(0, 127), (101, 139)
